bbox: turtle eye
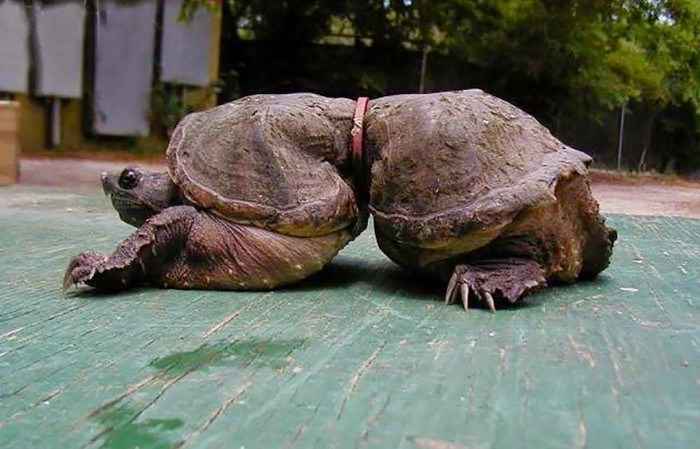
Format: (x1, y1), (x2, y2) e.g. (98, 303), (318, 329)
(118, 168), (139, 190)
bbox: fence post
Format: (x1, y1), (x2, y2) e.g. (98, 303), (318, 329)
(419, 47), (429, 94)
(617, 103), (626, 171)
(0, 101), (20, 185)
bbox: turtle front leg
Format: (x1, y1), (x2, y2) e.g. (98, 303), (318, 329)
(444, 258), (547, 312)
(65, 205), (353, 292)
(63, 206), (198, 292)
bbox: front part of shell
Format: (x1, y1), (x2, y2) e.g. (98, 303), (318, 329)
(167, 93), (359, 237)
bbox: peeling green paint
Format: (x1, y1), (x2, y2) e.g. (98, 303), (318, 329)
(93, 405), (183, 449)
(150, 338), (306, 378)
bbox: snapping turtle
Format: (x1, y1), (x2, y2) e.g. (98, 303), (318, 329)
(363, 90), (616, 310)
(64, 94), (363, 291)
(64, 90), (615, 310)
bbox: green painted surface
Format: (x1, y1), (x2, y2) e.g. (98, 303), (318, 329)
(0, 185), (698, 449)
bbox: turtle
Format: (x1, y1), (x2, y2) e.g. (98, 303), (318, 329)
(63, 93), (366, 292)
(361, 90), (616, 311)
(64, 90), (616, 311)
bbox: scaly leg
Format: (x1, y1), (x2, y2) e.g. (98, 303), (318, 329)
(63, 206), (197, 291)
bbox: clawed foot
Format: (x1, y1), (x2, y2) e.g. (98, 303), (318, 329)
(63, 251), (135, 292)
(444, 259), (547, 312)
(63, 251), (107, 291)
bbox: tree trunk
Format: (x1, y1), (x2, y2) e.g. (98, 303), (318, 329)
(419, 47), (429, 93)
(636, 103), (658, 173)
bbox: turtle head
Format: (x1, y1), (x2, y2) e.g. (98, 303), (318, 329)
(101, 166), (180, 227)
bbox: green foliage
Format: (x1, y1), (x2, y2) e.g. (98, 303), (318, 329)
(182, 0), (700, 171)
(178, 0), (219, 22)
(150, 83), (185, 135)
(395, 0), (698, 117)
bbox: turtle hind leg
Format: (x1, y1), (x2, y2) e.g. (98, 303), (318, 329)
(444, 258), (547, 312)
(579, 222), (618, 280)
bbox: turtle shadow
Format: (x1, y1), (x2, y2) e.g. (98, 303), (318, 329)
(63, 286), (153, 300)
(371, 264), (445, 301)
(283, 257), (447, 301)
(279, 258), (372, 293)
(290, 261), (541, 311)
(281, 258), (446, 301)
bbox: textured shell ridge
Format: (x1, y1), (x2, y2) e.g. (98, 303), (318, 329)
(165, 93), (357, 237)
(365, 89), (594, 248)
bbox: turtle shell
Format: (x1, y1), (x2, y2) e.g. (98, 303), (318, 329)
(364, 89), (592, 248)
(167, 93), (358, 237)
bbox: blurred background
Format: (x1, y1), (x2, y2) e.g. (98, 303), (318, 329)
(1, 0), (699, 175)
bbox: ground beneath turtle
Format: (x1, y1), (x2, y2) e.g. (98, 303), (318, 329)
(16, 157), (700, 219)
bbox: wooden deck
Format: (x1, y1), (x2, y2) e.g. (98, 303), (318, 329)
(0, 185), (698, 448)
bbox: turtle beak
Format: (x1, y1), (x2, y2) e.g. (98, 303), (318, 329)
(100, 171), (118, 197)
(100, 172), (109, 196)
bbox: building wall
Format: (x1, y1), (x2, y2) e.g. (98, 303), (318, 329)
(0, 0), (222, 153)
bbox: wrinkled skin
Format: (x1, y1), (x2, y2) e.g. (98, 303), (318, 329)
(100, 166), (181, 227)
(64, 90), (616, 311)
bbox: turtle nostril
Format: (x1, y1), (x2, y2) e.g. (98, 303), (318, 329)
(118, 169), (139, 190)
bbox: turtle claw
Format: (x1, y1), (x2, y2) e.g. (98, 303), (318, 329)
(460, 283), (469, 310)
(483, 291), (496, 313)
(63, 251), (106, 291)
(444, 259), (547, 311)
(63, 250), (134, 292)
(445, 272), (459, 305)
(447, 280), (496, 312)
(443, 265), (501, 311)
